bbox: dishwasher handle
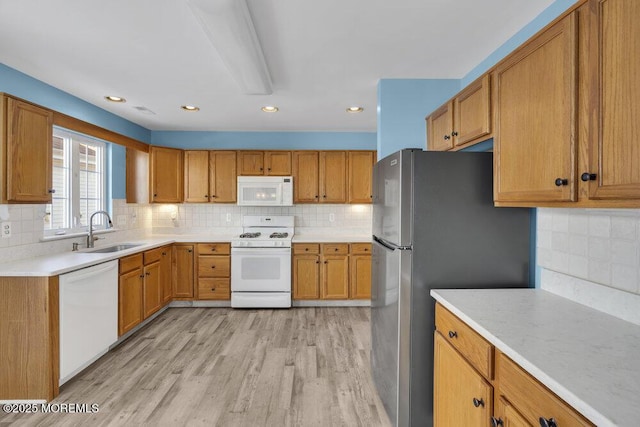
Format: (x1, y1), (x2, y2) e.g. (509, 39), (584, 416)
(61, 260), (118, 281)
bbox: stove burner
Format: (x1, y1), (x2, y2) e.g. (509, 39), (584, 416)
(240, 232), (261, 238)
(269, 232), (289, 238)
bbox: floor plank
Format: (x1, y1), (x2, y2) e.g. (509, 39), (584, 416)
(0, 307), (391, 427)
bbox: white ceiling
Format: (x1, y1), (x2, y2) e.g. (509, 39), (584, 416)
(0, 0), (555, 132)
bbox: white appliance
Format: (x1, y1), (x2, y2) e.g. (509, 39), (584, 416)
(59, 260), (118, 385)
(231, 215), (294, 308)
(237, 176), (293, 206)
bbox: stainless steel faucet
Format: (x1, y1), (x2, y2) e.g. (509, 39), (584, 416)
(87, 210), (113, 248)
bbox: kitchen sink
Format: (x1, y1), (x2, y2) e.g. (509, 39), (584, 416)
(86, 243), (142, 253)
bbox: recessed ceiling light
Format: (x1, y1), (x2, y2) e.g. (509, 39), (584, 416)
(261, 106), (279, 113)
(346, 106), (364, 113)
(105, 96), (126, 103)
(181, 105), (200, 111)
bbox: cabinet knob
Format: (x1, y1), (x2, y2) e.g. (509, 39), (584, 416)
(205, 195), (208, 198)
(316, 261), (319, 264)
(211, 195), (217, 198)
(139, 275), (144, 279)
(210, 288), (216, 291)
(539, 418), (557, 427)
(162, 252), (166, 256)
(153, 193), (158, 197)
(268, 168), (271, 171)
(305, 248), (309, 251)
(260, 167), (263, 171)
(211, 266), (216, 269)
(334, 248), (338, 251)
(211, 248), (216, 252)
(323, 195), (327, 198)
(554, 178), (568, 187)
(448, 330), (457, 339)
(491, 417), (504, 427)
(315, 195), (319, 199)
(188, 249), (192, 253)
(48, 189), (56, 194)
(472, 397), (484, 408)
(443, 135), (451, 140)
(452, 131), (458, 137)
(581, 172), (597, 182)
(145, 272), (150, 276)
(324, 261), (328, 264)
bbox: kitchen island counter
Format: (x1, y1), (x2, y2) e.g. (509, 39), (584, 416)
(431, 288), (640, 427)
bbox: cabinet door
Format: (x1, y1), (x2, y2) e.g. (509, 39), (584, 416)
(454, 74), (491, 147)
(237, 151), (264, 175)
(495, 397), (533, 427)
(210, 150), (237, 203)
(160, 246), (172, 304)
(150, 146), (184, 203)
(494, 14), (577, 203)
(126, 148), (149, 204)
(350, 255), (371, 299)
(433, 332), (493, 426)
(427, 101), (454, 151)
(321, 255), (349, 299)
(320, 151), (347, 203)
(184, 150), (210, 203)
(293, 151), (319, 203)
(586, 0), (640, 199)
(265, 151), (292, 176)
(3, 97), (53, 203)
(348, 151), (375, 204)
(119, 268), (143, 336)
(142, 262), (162, 319)
(293, 255), (320, 299)
(173, 245), (194, 299)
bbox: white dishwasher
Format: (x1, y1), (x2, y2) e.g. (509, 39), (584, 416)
(59, 260), (118, 385)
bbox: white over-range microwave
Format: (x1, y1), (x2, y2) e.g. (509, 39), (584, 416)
(237, 176), (294, 206)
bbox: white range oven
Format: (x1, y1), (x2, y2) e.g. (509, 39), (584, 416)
(231, 215), (294, 308)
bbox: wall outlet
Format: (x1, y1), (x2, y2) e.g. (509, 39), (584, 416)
(226, 213), (232, 222)
(329, 213), (335, 223)
(1, 221), (11, 238)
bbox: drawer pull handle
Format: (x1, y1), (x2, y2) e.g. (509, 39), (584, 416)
(491, 417), (503, 427)
(472, 397), (484, 408)
(539, 417), (557, 427)
(448, 331), (457, 339)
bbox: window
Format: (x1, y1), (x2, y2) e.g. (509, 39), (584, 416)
(45, 127), (107, 235)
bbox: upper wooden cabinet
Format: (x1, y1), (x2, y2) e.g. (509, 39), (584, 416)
(184, 150), (236, 203)
(348, 151), (376, 204)
(126, 148), (149, 204)
(426, 74), (492, 151)
(292, 151), (320, 203)
(237, 150), (291, 176)
(0, 94), (53, 203)
(494, 13), (577, 204)
(150, 146), (184, 203)
(493, 0), (640, 208)
(583, 0), (640, 201)
(320, 151), (347, 203)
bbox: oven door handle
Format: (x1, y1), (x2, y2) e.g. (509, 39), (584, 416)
(231, 247), (292, 255)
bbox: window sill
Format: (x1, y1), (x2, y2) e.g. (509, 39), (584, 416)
(40, 228), (117, 242)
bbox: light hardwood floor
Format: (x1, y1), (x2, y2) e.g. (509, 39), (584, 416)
(0, 307), (391, 427)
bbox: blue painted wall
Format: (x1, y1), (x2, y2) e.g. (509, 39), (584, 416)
(0, 63), (151, 199)
(151, 131), (376, 150)
(377, 79), (460, 159)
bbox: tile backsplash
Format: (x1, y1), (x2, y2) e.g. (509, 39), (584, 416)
(0, 200), (371, 263)
(537, 208), (640, 294)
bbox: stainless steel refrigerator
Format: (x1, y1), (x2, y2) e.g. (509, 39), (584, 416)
(371, 149), (531, 427)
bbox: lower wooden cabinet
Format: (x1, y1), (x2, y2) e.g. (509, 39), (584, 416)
(434, 304), (594, 427)
(173, 244), (195, 299)
(433, 332), (493, 426)
(118, 254), (144, 336)
(292, 242), (371, 300)
(196, 243), (230, 300)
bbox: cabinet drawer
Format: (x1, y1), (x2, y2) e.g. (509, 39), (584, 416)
(322, 243), (349, 255)
(350, 243), (371, 254)
(197, 243), (230, 255)
(143, 247), (163, 265)
(198, 278), (230, 300)
(497, 352), (594, 426)
(293, 243), (320, 254)
(435, 303), (493, 379)
(120, 253), (143, 274)
(197, 256), (230, 277)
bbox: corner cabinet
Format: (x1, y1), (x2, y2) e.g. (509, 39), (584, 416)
(150, 146), (184, 203)
(1, 94), (54, 203)
(493, 12), (578, 203)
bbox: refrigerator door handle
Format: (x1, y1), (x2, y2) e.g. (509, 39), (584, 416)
(373, 235), (412, 251)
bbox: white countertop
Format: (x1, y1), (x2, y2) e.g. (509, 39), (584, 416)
(431, 289), (640, 427)
(0, 231), (372, 276)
